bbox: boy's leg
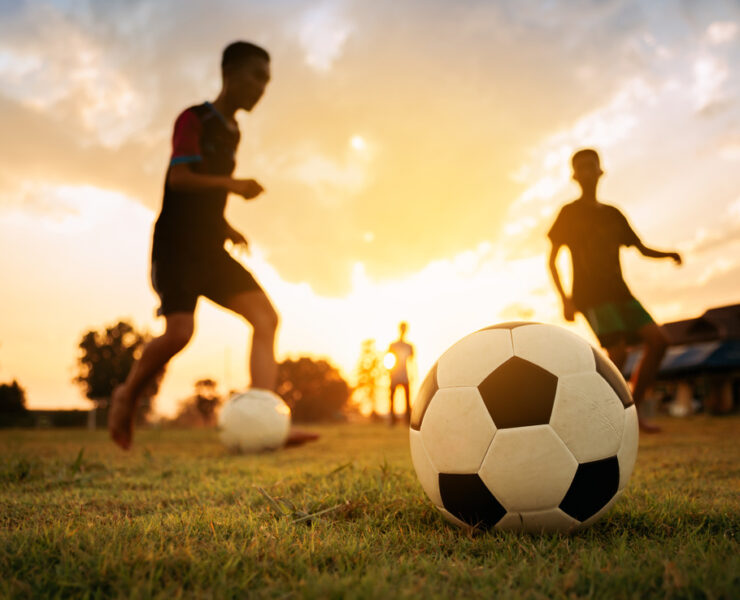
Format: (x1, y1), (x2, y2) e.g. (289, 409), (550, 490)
(388, 384), (397, 425)
(631, 322), (668, 432)
(109, 312), (194, 449)
(402, 382), (411, 426)
(223, 290), (279, 390)
(223, 289), (319, 447)
(604, 339), (628, 371)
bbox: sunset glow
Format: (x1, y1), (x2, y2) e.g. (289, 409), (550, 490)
(1, 1), (738, 417)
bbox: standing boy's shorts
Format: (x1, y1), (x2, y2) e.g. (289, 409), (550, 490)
(151, 248), (262, 316)
(582, 298), (655, 348)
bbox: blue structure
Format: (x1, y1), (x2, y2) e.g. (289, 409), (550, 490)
(623, 304), (740, 414)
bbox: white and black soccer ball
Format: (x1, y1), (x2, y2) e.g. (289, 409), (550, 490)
(409, 322), (638, 533)
(218, 389), (291, 453)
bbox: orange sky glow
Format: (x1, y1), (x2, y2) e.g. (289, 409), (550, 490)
(1, 1), (739, 417)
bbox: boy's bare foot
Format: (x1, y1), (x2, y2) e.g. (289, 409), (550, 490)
(284, 428), (320, 447)
(109, 385), (135, 450)
(638, 418), (662, 434)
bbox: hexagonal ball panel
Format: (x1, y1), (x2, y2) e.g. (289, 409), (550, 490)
(409, 429), (443, 507)
(578, 489), (623, 529)
(617, 405), (639, 491)
(438, 473), (507, 529)
(436, 329), (514, 388)
(559, 456), (620, 522)
(578, 491), (622, 529)
(550, 372), (626, 462)
(478, 356), (558, 429)
(511, 323), (596, 378)
(420, 387), (496, 473)
(479, 425), (578, 512)
(593, 347), (633, 407)
(410, 362), (438, 431)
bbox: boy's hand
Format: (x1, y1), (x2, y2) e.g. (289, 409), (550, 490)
(563, 297), (576, 322)
(225, 225), (248, 252)
(231, 179), (264, 200)
(668, 252), (682, 266)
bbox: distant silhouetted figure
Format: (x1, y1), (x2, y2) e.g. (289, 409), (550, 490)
(548, 149), (682, 433)
(386, 322), (415, 426)
(109, 41), (317, 450)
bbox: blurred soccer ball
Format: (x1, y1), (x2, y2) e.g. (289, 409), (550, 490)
(410, 322), (639, 533)
(218, 389), (291, 452)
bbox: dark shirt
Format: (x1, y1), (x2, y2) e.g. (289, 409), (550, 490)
(152, 102), (240, 260)
(548, 200), (640, 310)
(388, 340), (414, 383)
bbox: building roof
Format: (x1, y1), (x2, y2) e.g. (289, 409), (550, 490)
(662, 303), (740, 344)
(622, 303), (740, 378)
(623, 339), (740, 379)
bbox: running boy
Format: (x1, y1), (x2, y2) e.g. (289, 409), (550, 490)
(548, 149), (682, 432)
(109, 41), (317, 449)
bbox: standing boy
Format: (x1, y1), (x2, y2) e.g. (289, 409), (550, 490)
(548, 149), (682, 432)
(386, 322), (415, 426)
(109, 41), (316, 449)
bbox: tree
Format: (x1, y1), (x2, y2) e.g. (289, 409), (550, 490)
(0, 380), (27, 414)
(171, 378), (223, 427)
(276, 357), (351, 422)
(0, 380), (32, 428)
(352, 339), (385, 418)
(74, 320), (160, 424)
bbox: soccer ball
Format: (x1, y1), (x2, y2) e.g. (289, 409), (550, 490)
(409, 322), (638, 533)
(218, 389), (291, 452)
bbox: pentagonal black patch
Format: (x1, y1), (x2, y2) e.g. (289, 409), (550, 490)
(478, 321), (536, 332)
(592, 348), (633, 407)
(477, 356), (558, 428)
(559, 456), (620, 522)
(439, 473), (507, 529)
(410, 362), (438, 431)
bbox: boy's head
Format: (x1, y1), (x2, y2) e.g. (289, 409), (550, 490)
(221, 41), (271, 111)
(399, 322), (408, 337)
(571, 148), (603, 190)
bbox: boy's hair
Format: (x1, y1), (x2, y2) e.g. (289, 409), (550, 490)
(571, 148), (601, 168)
(221, 41), (270, 74)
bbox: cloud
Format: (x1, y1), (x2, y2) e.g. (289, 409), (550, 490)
(706, 21), (738, 45)
(682, 197), (740, 254)
(296, 1), (354, 72)
(1, 0), (738, 298)
(0, 181), (152, 234)
(0, 3), (157, 147)
(692, 55), (730, 112)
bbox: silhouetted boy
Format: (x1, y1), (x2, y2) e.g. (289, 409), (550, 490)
(386, 322), (415, 426)
(548, 149), (682, 432)
(109, 41), (317, 449)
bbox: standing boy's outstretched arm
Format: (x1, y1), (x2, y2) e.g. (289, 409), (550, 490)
(633, 240), (682, 265)
(548, 243), (576, 321)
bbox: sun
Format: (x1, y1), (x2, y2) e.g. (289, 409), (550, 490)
(350, 135), (366, 151)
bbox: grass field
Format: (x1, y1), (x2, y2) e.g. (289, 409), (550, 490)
(2, 416), (739, 599)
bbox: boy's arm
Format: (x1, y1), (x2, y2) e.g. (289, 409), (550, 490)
(548, 243), (576, 321)
(168, 164), (264, 200)
(633, 240), (682, 265)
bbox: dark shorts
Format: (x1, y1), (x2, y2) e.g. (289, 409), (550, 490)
(390, 376), (410, 388)
(582, 298), (655, 347)
(151, 249), (262, 316)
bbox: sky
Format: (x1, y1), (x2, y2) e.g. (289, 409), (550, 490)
(1, 0), (739, 417)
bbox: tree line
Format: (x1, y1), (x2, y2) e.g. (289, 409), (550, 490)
(2, 319), (374, 427)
